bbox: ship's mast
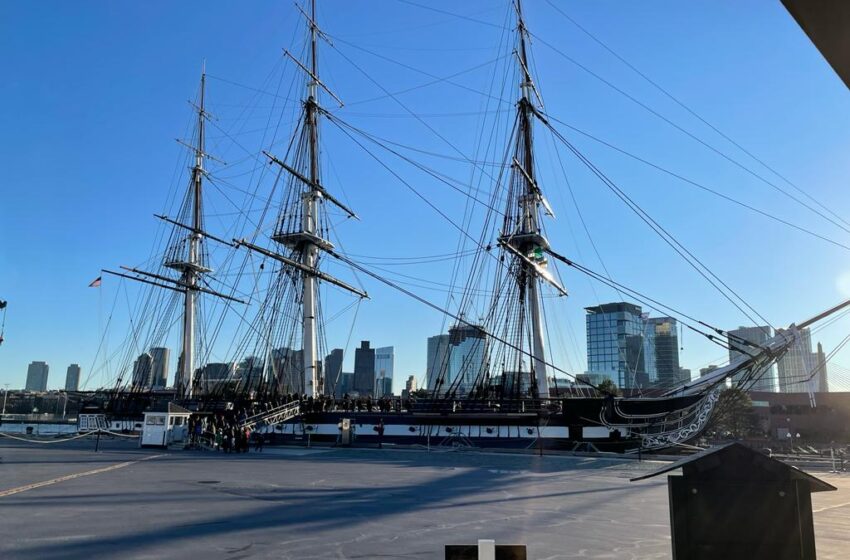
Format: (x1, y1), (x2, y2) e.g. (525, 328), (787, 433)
(514, 0), (550, 398)
(302, 0), (321, 398)
(239, 0), (366, 398)
(177, 68), (208, 399)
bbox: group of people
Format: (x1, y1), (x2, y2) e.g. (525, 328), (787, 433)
(188, 411), (264, 453)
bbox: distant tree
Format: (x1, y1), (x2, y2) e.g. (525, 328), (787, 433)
(706, 387), (761, 439)
(597, 377), (620, 397)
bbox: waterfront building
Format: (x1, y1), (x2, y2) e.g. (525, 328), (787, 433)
(198, 362), (235, 393)
(426, 334), (450, 393)
(375, 346), (394, 397)
(131, 353), (153, 388)
(700, 365), (719, 377)
(353, 341), (376, 396)
(339, 372), (354, 395)
(324, 348), (344, 396)
(65, 364), (80, 391)
(25, 361), (49, 391)
(776, 327), (814, 393)
(149, 347), (170, 389)
(405, 375), (417, 394)
(446, 324), (487, 396)
(728, 326), (778, 392)
(814, 342), (829, 392)
(236, 355), (265, 391)
(585, 302), (647, 390)
(645, 317), (681, 387)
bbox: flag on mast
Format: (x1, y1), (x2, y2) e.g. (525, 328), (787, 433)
(88, 276), (102, 288)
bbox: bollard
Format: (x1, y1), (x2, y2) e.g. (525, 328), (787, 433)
(477, 539), (495, 560)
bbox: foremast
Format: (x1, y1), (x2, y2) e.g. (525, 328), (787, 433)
(497, 0), (564, 398)
(166, 68), (211, 399)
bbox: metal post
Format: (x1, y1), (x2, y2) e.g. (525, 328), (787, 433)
(95, 429), (101, 452)
(2, 385), (9, 416)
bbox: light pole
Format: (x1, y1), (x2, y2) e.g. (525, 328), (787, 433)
(1, 384), (8, 416)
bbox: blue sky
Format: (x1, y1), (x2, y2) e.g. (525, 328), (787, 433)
(3, 1), (850, 393)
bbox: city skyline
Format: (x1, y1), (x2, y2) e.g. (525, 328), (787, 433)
(4, 2), (850, 393)
(10, 304), (833, 395)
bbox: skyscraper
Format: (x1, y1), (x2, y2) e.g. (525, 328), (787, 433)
(324, 348), (344, 396)
(446, 324), (487, 395)
(198, 362), (236, 393)
(149, 347), (171, 389)
(375, 346), (394, 397)
(776, 327), (814, 393)
(237, 355), (266, 392)
(25, 361), (49, 391)
(353, 341), (375, 396)
(129, 353), (151, 388)
(646, 317), (681, 387)
(269, 348), (303, 394)
(728, 326), (777, 392)
(813, 342), (829, 393)
(65, 364), (81, 391)
(405, 375), (418, 394)
(426, 334), (450, 394)
(131, 353), (153, 388)
(585, 303), (647, 390)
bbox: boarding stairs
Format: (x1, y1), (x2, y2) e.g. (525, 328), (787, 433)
(240, 401), (301, 430)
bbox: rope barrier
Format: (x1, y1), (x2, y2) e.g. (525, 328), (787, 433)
(0, 429), (139, 444)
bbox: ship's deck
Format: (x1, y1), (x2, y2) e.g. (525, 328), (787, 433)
(1, 438), (849, 559)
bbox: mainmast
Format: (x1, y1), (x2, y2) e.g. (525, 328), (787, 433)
(497, 0), (563, 398)
(239, 0), (366, 398)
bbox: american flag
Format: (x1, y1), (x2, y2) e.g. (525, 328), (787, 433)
(88, 276), (102, 288)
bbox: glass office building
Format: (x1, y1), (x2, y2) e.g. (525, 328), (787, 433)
(585, 302), (647, 390)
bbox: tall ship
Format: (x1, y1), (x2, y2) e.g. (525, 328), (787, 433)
(93, 0), (850, 452)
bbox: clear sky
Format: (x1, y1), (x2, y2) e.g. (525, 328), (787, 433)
(3, 1), (850, 393)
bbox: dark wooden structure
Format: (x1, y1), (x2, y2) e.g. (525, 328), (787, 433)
(632, 443), (836, 559)
(445, 543), (527, 560)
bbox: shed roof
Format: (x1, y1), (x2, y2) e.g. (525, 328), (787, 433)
(630, 442), (836, 493)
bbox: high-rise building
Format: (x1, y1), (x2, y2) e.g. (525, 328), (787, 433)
(405, 375), (418, 394)
(585, 303), (647, 390)
(339, 372), (354, 395)
(149, 347), (171, 389)
(776, 328), (814, 393)
(65, 364), (81, 391)
(728, 326), (777, 392)
(237, 355), (266, 392)
(324, 348), (344, 396)
(131, 353), (153, 388)
(269, 348), (303, 394)
(813, 342), (829, 393)
(175, 352), (185, 390)
(198, 362), (236, 393)
(25, 361), (49, 391)
(700, 365), (719, 378)
(446, 324), (487, 395)
(645, 317), (681, 387)
(426, 334), (450, 394)
(375, 346), (394, 397)
(353, 341), (376, 396)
